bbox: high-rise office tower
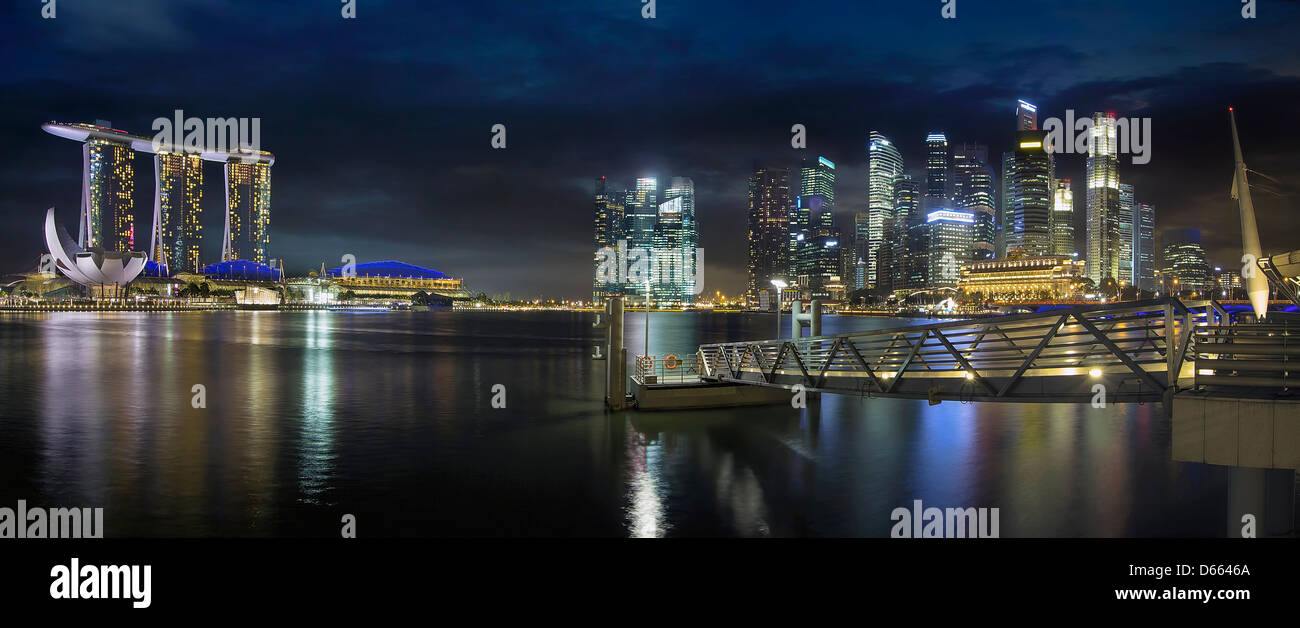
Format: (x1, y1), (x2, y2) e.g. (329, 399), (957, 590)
(1136, 202), (1156, 293)
(892, 176), (925, 291)
(927, 209), (974, 288)
(792, 156), (835, 278)
(852, 210), (869, 290)
(747, 166), (791, 308)
(1016, 99), (1038, 132)
(620, 177), (658, 297)
(652, 176), (697, 305)
(86, 134), (137, 252)
(953, 143), (995, 260)
(592, 176), (624, 303)
(999, 151), (1015, 257)
(924, 132), (951, 211)
(157, 152), (204, 272)
(801, 156), (836, 229)
(624, 177), (658, 251)
(1010, 130), (1052, 257)
(1160, 228), (1210, 295)
(867, 132), (903, 287)
(1117, 183), (1135, 286)
(222, 159), (273, 264)
(1086, 112), (1122, 285)
(1052, 179), (1074, 257)
(997, 100), (1038, 258)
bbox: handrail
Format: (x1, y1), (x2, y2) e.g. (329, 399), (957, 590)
(698, 298), (1210, 403)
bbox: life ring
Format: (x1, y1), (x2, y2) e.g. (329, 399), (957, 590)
(638, 355), (653, 371)
(664, 354), (680, 370)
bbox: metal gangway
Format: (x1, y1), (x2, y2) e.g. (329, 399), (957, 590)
(697, 298), (1223, 404)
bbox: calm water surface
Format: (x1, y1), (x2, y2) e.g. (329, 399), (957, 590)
(0, 310), (1271, 537)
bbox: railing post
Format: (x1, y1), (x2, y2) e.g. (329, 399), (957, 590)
(1165, 300), (1177, 390)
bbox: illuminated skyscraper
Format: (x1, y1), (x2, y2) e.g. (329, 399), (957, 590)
(924, 132), (951, 211)
(1017, 99), (1038, 132)
(852, 210), (869, 290)
(792, 156), (835, 277)
(867, 131), (904, 287)
(624, 177), (658, 250)
(157, 151), (205, 272)
(802, 156), (836, 229)
(1161, 228), (1210, 295)
(927, 209), (973, 288)
(1010, 130), (1052, 257)
(1086, 112), (1122, 285)
(653, 176), (697, 305)
(1135, 202), (1156, 292)
(893, 175), (925, 292)
(1117, 183), (1135, 286)
(1052, 179), (1074, 257)
(223, 159), (273, 264)
(747, 166), (790, 308)
(86, 135), (137, 252)
(592, 176), (623, 303)
(953, 143), (995, 260)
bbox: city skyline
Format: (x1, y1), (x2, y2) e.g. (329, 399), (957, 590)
(1, 1), (1298, 299)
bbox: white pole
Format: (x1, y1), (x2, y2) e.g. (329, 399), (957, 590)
(644, 280), (651, 360)
(1230, 109), (1268, 321)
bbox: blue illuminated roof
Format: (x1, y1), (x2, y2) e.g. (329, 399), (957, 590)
(325, 260), (446, 280)
(203, 260), (282, 282)
(141, 260), (171, 278)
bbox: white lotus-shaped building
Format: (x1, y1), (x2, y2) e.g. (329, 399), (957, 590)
(44, 207), (147, 287)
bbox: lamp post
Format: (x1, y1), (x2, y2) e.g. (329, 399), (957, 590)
(644, 279), (651, 361)
(771, 279), (788, 338)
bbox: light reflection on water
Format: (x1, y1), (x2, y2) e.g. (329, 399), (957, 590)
(0, 310), (1277, 537)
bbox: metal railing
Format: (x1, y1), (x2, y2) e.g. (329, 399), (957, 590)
(1195, 322), (1299, 391)
(633, 353), (702, 385)
(698, 298), (1212, 403)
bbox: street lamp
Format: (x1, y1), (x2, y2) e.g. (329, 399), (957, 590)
(771, 279), (788, 338)
(644, 279), (652, 362)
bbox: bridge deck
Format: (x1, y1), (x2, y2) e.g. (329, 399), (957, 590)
(698, 298), (1220, 403)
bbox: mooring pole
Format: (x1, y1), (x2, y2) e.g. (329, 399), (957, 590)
(607, 296), (626, 411)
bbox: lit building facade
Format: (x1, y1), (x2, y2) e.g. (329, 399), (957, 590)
(158, 151), (205, 272)
(1117, 183), (1135, 286)
(651, 177), (698, 305)
(893, 175), (926, 292)
(1135, 202), (1156, 292)
(1010, 130), (1052, 257)
(1052, 179), (1074, 257)
(958, 255), (1086, 302)
(87, 135), (137, 252)
(867, 132), (903, 287)
(953, 142), (995, 260)
(924, 132), (951, 211)
(325, 260), (471, 300)
(223, 160), (273, 264)
(1086, 112), (1122, 285)
(746, 166), (791, 308)
(592, 175), (621, 303)
(1161, 228), (1211, 296)
(926, 209), (973, 288)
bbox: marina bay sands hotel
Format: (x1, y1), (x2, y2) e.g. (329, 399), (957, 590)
(43, 121), (275, 273)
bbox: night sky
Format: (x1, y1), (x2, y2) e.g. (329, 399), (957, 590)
(1, 0), (1298, 298)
